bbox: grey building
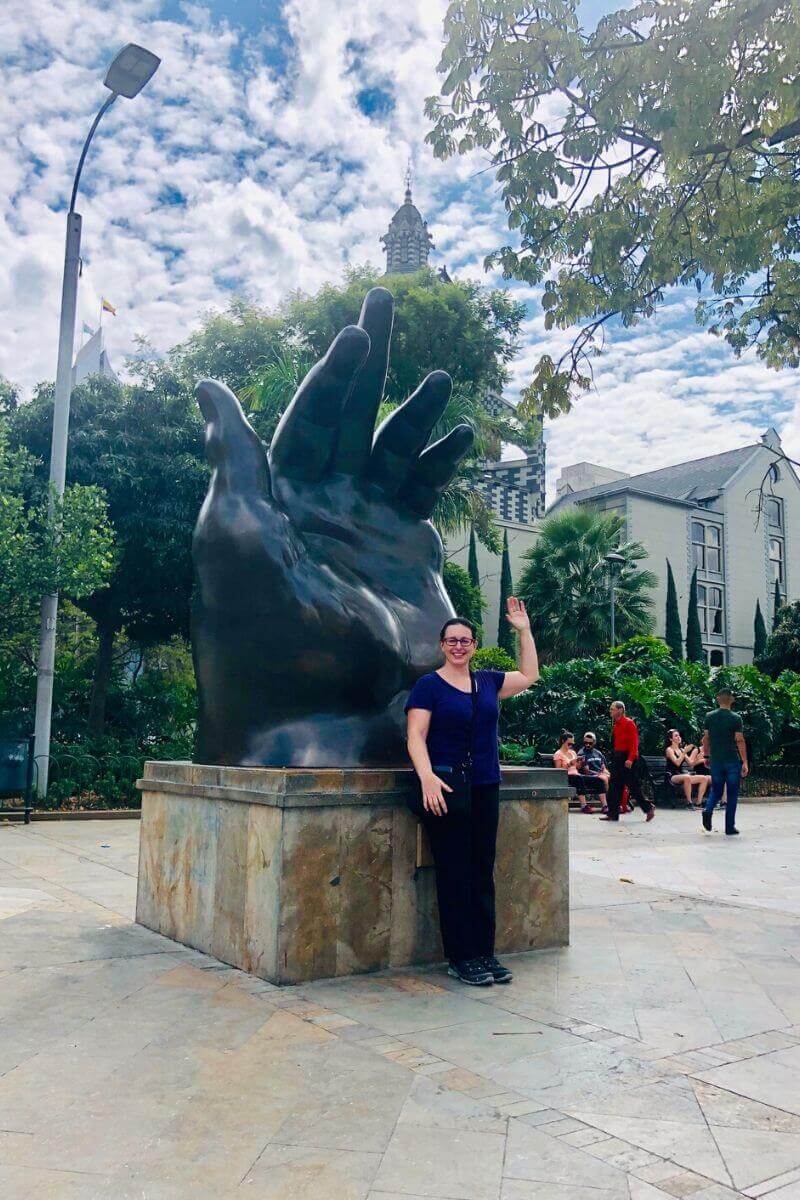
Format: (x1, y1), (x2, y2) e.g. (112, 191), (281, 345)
(381, 174), (434, 274)
(72, 326), (118, 388)
(550, 429), (800, 664)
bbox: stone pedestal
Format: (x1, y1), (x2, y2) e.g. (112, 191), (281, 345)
(135, 762), (570, 985)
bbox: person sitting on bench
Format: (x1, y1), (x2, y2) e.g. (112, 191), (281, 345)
(554, 730), (605, 813)
(665, 729), (711, 807)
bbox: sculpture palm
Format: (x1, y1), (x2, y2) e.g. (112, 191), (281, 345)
(192, 287), (474, 766)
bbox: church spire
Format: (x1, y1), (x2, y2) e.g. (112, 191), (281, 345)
(381, 169), (433, 275)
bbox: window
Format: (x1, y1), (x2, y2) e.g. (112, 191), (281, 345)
(766, 497), (783, 528)
(692, 522), (723, 573)
(708, 649), (725, 667)
(770, 536), (785, 587)
(698, 584), (724, 635)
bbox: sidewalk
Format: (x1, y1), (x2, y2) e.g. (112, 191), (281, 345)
(2, 806), (800, 1199)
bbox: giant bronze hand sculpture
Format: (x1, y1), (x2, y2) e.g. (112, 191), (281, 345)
(191, 287), (474, 767)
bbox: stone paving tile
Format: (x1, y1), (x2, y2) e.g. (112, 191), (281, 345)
(373, 1123), (506, 1199)
(503, 1121), (630, 1196)
(241, 1145), (382, 1199)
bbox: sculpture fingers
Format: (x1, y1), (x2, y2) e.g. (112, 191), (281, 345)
(270, 325), (370, 483)
(332, 287), (394, 476)
(369, 370), (452, 495)
(398, 424), (475, 518)
(196, 379), (270, 496)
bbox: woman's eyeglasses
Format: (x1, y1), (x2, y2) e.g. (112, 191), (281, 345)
(443, 637), (475, 647)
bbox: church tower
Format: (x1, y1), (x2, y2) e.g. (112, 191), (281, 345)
(381, 168), (433, 274)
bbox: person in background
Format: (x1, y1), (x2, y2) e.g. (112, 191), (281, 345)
(665, 729), (711, 807)
(602, 701), (655, 823)
(577, 731), (609, 814)
(701, 687), (749, 835)
(554, 730), (605, 813)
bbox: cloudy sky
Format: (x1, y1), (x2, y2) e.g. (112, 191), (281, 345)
(2, 0), (798, 497)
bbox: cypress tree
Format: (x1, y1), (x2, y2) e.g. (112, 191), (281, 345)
(754, 598), (768, 661)
(774, 577), (783, 630)
(467, 526), (480, 591)
(497, 530), (515, 655)
(665, 559), (683, 659)
(686, 566), (704, 663)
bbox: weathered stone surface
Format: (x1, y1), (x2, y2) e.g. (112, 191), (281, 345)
(136, 763), (570, 984)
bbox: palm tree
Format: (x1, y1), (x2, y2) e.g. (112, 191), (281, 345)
(517, 508), (656, 661)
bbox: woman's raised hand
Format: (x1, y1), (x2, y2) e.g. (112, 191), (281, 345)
(505, 596), (531, 631)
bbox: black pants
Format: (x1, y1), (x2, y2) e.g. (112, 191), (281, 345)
(607, 752), (653, 820)
(422, 783), (499, 963)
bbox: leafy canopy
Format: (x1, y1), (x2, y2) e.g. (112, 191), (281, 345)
(0, 423), (114, 655)
(426, 0), (800, 417)
(758, 599), (800, 676)
(517, 507), (655, 659)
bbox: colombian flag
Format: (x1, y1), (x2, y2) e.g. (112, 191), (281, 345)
(101, 298), (117, 316)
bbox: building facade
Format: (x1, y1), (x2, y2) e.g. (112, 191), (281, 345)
(550, 429), (800, 664)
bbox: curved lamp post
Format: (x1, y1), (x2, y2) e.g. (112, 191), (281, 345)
(33, 44), (161, 797)
(604, 550), (626, 648)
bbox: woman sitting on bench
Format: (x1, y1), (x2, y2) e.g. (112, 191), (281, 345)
(554, 730), (605, 813)
(665, 729), (711, 807)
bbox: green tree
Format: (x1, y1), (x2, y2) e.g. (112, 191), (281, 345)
(0, 424), (114, 664)
(467, 526), (480, 590)
(686, 568), (705, 663)
(754, 598), (768, 662)
(427, 0), (800, 417)
(760, 599), (800, 676)
(665, 560), (683, 660)
(443, 560), (484, 633)
(774, 577), (783, 629)
(165, 298), (285, 394)
(517, 508), (655, 660)
(8, 375), (207, 734)
(497, 529), (516, 656)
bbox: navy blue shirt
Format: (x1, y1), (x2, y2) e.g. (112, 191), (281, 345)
(404, 670), (506, 786)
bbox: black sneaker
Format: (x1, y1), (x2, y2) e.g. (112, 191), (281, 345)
(448, 958), (493, 986)
(480, 956), (513, 984)
(702, 812), (712, 832)
(726, 828), (740, 836)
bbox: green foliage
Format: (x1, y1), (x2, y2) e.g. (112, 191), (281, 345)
(774, 577), (783, 629)
(499, 635), (800, 765)
(665, 560), (683, 660)
(517, 507), (655, 660)
(443, 560), (485, 634)
(165, 298), (285, 394)
(754, 598), (768, 662)
(467, 527), (480, 590)
(497, 530), (515, 656)
(759, 599), (800, 677)
(686, 568), (705, 663)
(473, 646), (516, 672)
(427, 0), (800, 416)
(0, 424), (114, 654)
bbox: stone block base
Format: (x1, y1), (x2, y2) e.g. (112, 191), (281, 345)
(135, 763), (570, 985)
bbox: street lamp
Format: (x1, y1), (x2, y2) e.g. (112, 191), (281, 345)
(33, 44), (161, 797)
(604, 551), (626, 648)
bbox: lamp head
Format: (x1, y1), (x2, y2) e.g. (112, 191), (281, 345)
(104, 44), (160, 99)
(604, 550), (626, 572)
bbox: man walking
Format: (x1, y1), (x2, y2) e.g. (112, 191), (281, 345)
(702, 688), (748, 835)
(602, 701), (655, 823)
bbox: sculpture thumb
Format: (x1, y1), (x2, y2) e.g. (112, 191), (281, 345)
(196, 379), (270, 495)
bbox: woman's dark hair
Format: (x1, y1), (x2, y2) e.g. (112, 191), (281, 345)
(439, 617), (478, 642)
(665, 729), (680, 751)
(559, 729), (574, 745)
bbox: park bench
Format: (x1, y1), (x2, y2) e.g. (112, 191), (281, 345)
(0, 735), (35, 824)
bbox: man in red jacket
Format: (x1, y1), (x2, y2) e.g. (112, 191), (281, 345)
(602, 701), (655, 823)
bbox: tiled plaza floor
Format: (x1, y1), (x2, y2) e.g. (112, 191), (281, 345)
(3, 805), (800, 1198)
